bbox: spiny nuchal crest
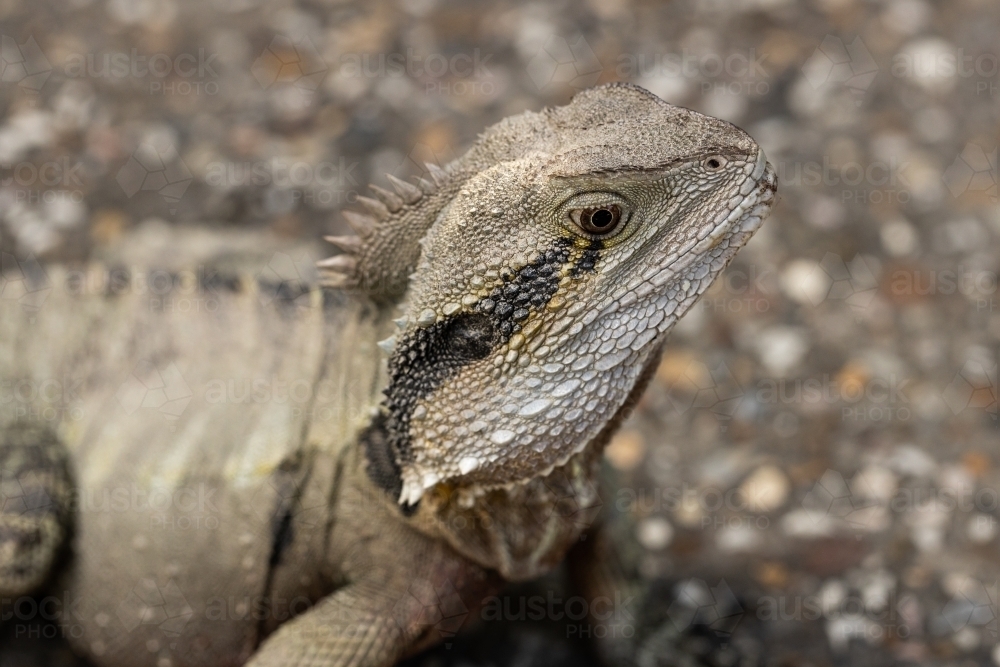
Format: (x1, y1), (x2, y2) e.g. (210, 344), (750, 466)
(339, 84), (777, 508)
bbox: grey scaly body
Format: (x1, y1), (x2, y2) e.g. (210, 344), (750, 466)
(0, 84), (776, 666)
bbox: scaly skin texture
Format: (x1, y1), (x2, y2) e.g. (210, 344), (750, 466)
(0, 84), (775, 666)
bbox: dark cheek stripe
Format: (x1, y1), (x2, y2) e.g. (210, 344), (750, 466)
(362, 237), (602, 508)
(571, 238), (603, 275)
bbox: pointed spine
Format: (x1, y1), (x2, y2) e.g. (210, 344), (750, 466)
(386, 173), (423, 204)
(342, 210), (376, 238)
(377, 336), (397, 354)
(356, 195), (390, 220)
(416, 177), (435, 194)
(316, 255), (357, 272)
(323, 235), (362, 253)
(425, 163), (447, 186)
(368, 184), (403, 213)
(318, 272), (352, 289)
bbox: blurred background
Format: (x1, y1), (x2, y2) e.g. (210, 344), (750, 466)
(1, 0), (999, 665)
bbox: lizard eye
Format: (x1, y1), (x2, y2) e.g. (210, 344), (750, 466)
(704, 156), (728, 171)
(570, 204), (624, 235)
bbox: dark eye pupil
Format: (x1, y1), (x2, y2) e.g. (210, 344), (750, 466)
(707, 158), (721, 169)
(578, 204), (621, 235)
(590, 209), (614, 228)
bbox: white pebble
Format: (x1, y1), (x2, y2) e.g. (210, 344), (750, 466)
(967, 514), (997, 544)
(898, 38), (958, 93)
(739, 465), (790, 512)
(716, 524), (762, 553)
(880, 218), (919, 257)
(637, 517), (674, 550)
(781, 259), (831, 306)
(756, 326), (809, 376)
(954, 627), (980, 652)
(851, 465), (898, 502)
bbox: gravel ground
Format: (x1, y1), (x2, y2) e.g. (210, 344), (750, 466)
(1, 0), (999, 665)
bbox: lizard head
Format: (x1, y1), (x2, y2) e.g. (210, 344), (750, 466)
(337, 83), (776, 508)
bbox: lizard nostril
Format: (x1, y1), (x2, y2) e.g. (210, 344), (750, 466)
(703, 155), (728, 171)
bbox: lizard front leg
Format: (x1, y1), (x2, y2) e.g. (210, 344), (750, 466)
(245, 580), (412, 667)
(0, 423), (73, 598)
(248, 529), (501, 667)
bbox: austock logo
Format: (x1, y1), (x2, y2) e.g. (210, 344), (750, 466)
(2, 157), (86, 204)
(529, 466), (603, 532)
(204, 156), (360, 210)
(781, 253), (881, 324)
(657, 354), (744, 428)
(942, 355), (998, 422)
(755, 368), (914, 424)
(790, 466), (1000, 537)
(0, 252), (51, 317)
(391, 143), (449, 181)
(116, 144), (193, 213)
(63, 48), (219, 96)
(942, 142), (997, 203)
(392, 578), (469, 649)
(666, 578), (743, 641)
(0, 35), (52, 93)
(1, 375), (85, 423)
(526, 34), (602, 92)
(801, 35), (878, 104)
(115, 361), (193, 423)
(254, 251), (317, 308)
(480, 588), (637, 639)
(245, 457), (326, 533)
(116, 578), (193, 636)
(616, 48), (770, 97)
(73, 482), (220, 533)
(3, 34), (218, 97)
(337, 48), (495, 97)
(799, 469), (883, 533)
(1, 592), (86, 640)
(703, 263), (773, 315)
(756, 574), (911, 647)
(772, 156), (912, 205)
(251, 35), (327, 107)
(939, 577), (998, 639)
(891, 44), (999, 97)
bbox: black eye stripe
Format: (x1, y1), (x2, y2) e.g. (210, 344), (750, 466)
(571, 238), (603, 276)
(363, 239), (574, 509)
